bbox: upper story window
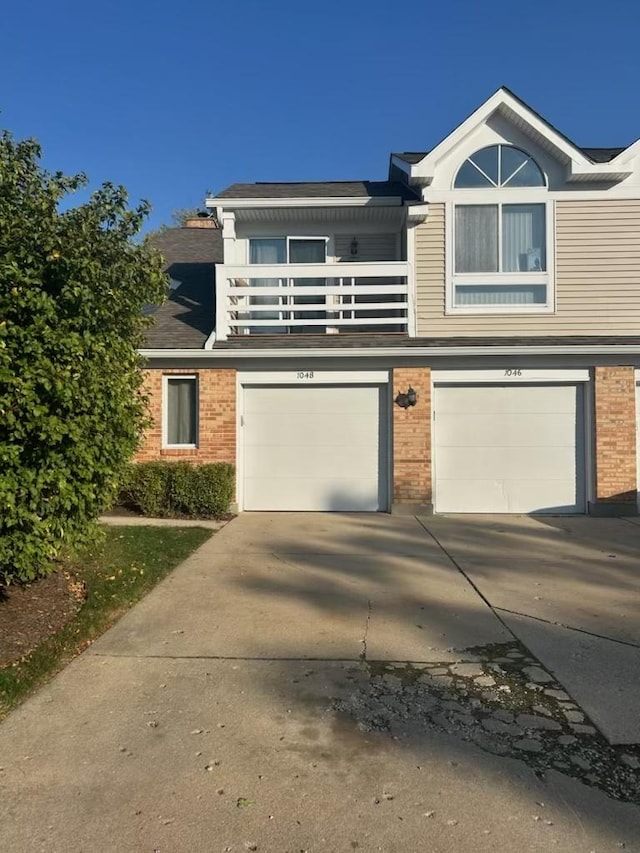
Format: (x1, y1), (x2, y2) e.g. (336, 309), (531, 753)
(449, 145), (552, 313)
(454, 145), (545, 189)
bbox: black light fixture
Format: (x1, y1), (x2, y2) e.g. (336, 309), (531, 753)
(350, 237), (359, 256)
(395, 387), (417, 409)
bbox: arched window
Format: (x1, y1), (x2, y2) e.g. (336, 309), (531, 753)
(449, 145), (550, 312)
(454, 145), (545, 189)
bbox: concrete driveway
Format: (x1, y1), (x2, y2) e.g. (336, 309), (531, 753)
(2, 512), (640, 852)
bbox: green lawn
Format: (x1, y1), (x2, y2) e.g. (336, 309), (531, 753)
(0, 525), (212, 718)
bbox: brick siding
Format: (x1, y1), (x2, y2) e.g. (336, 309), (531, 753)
(593, 366), (637, 503)
(135, 368), (236, 466)
(392, 367), (432, 505)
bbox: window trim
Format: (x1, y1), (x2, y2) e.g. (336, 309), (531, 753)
(445, 196), (556, 315)
(246, 235), (330, 264)
(453, 144), (547, 190)
(162, 374), (199, 449)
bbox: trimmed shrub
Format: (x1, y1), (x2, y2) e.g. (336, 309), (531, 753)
(121, 462), (235, 519)
(128, 462), (170, 517)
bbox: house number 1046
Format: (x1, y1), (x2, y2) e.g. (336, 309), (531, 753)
(504, 369), (522, 377)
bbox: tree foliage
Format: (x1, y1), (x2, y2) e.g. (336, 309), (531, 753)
(0, 132), (167, 583)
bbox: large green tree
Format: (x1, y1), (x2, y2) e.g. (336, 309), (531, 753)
(0, 132), (167, 583)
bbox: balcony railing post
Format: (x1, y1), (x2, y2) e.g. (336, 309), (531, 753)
(216, 270), (230, 342)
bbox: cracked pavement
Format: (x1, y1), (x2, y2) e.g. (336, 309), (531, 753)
(2, 511), (640, 852)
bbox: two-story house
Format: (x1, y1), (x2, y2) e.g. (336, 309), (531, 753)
(139, 88), (640, 517)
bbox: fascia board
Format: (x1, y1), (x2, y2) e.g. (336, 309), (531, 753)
(390, 154), (416, 173)
(139, 344), (640, 360)
(409, 89), (600, 182)
(205, 196), (404, 209)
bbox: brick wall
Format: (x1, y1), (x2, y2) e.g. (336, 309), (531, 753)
(593, 366), (637, 504)
(392, 367), (431, 505)
(135, 368), (236, 466)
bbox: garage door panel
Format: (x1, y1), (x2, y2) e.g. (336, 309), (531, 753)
(434, 383), (585, 514)
(242, 384), (387, 511)
(244, 443), (379, 479)
(244, 477), (380, 512)
(436, 384), (578, 415)
(245, 386), (379, 415)
(436, 445), (579, 482)
(436, 412), (577, 448)
(436, 478), (580, 514)
(245, 412), (379, 446)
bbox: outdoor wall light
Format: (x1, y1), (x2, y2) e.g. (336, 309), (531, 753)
(395, 387), (417, 409)
(350, 237), (359, 256)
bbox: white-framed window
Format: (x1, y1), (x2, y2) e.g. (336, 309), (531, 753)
(163, 375), (198, 448)
(448, 145), (554, 314)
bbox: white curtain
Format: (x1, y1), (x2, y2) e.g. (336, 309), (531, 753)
(456, 284), (547, 305)
(455, 206), (498, 273)
(168, 379), (196, 444)
(502, 204), (545, 272)
(455, 203), (546, 305)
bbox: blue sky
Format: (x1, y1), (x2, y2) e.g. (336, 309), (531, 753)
(2, 0), (639, 232)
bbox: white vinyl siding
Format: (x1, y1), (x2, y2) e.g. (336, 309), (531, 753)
(334, 233), (398, 262)
(242, 385), (387, 511)
(416, 200), (640, 335)
(433, 383), (585, 514)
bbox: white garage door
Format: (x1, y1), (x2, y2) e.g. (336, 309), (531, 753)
(242, 385), (387, 511)
(434, 383), (585, 514)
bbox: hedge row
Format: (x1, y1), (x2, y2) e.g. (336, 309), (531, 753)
(119, 462), (235, 518)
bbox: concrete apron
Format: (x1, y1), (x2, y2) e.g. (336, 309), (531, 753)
(1, 512), (639, 852)
(421, 514), (640, 744)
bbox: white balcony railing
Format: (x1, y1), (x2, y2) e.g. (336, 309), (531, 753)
(214, 261), (411, 341)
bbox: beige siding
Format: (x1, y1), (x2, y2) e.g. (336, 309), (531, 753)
(415, 200), (640, 336)
(334, 233), (398, 262)
(415, 204), (446, 326)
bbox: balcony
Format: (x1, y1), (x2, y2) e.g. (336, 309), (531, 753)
(214, 261), (411, 341)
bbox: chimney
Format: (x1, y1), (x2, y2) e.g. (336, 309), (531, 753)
(184, 215), (218, 229)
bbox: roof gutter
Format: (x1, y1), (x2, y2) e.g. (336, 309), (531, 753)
(139, 345), (640, 360)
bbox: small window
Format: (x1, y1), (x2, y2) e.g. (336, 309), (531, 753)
(454, 145), (545, 189)
(164, 376), (197, 447)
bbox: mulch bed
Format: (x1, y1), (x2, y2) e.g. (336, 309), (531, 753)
(0, 572), (85, 667)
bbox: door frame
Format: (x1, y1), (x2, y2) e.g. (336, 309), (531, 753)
(431, 368), (592, 514)
(236, 370), (391, 512)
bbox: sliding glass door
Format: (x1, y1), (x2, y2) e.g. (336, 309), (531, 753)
(289, 238), (326, 334)
(248, 238), (286, 334)
(248, 237), (326, 334)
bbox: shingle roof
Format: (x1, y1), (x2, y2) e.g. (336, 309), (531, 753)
(212, 334), (640, 350)
(580, 147), (627, 163)
(392, 152), (429, 165)
(215, 180), (422, 202)
(144, 227), (222, 349)
(393, 146), (627, 168)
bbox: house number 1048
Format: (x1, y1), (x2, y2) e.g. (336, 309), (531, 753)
(297, 371), (315, 379)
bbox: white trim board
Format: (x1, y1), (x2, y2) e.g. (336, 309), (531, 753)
(140, 346), (640, 360)
(207, 196), (407, 210)
(237, 370), (389, 385)
(161, 374), (199, 449)
(432, 369), (590, 384)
